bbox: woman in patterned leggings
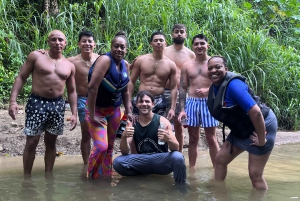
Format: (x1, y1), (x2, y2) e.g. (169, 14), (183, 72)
(85, 31), (132, 178)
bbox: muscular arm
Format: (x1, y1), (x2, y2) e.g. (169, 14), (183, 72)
(169, 63), (177, 110)
(66, 63), (77, 129)
(179, 64), (188, 111)
(119, 121), (136, 155)
(87, 56), (110, 118)
(10, 52), (36, 104)
(160, 117), (179, 151)
(122, 62), (132, 115)
(119, 135), (133, 155)
(128, 57), (141, 98)
(9, 51), (36, 120)
(249, 104), (266, 145)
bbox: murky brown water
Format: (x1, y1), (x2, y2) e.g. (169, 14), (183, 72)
(1, 144), (299, 201)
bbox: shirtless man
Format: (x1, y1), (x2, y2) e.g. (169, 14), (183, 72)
(178, 34), (219, 169)
(8, 30), (77, 175)
(164, 24), (195, 152)
(129, 31), (177, 120)
(67, 30), (99, 164)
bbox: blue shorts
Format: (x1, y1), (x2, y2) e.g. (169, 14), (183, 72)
(185, 97), (219, 128)
(77, 96), (87, 122)
(24, 94), (65, 136)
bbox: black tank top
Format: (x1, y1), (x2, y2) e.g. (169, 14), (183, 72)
(133, 114), (168, 154)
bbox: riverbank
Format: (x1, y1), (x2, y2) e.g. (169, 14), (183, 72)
(1, 110), (300, 156)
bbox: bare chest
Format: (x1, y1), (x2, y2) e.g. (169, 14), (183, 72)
(140, 61), (170, 80)
(34, 60), (71, 80)
(165, 51), (191, 68)
(188, 66), (208, 80)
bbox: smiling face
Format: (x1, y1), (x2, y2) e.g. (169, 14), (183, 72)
(192, 38), (209, 56)
(136, 95), (154, 115)
(47, 30), (67, 53)
(78, 35), (96, 53)
(111, 36), (127, 61)
(207, 57), (228, 86)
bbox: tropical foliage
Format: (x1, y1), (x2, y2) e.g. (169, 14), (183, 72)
(0, 0), (299, 129)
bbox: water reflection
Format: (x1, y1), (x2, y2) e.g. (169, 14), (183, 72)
(0, 144), (300, 201)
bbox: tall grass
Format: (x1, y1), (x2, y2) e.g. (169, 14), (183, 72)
(0, 0), (300, 129)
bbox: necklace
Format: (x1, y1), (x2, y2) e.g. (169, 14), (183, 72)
(46, 52), (63, 67)
(80, 54), (93, 67)
(154, 59), (162, 68)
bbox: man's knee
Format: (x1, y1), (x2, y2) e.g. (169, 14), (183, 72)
(81, 132), (91, 143)
(173, 120), (183, 132)
(113, 155), (131, 175)
(113, 156), (122, 172)
(170, 151), (185, 165)
(44, 133), (58, 149)
(25, 136), (40, 150)
(206, 136), (218, 147)
(80, 122), (90, 141)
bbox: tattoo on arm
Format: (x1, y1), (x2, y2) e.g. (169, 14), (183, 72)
(179, 75), (187, 111)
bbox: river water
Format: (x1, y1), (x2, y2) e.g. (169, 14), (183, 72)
(0, 144), (299, 201)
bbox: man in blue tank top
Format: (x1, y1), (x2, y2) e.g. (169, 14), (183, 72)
(113, 91), (186, 183)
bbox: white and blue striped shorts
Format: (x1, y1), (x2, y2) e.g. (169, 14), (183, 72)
(185, 97), (219, 128)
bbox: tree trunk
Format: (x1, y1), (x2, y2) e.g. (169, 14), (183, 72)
(43, 0), (59, 16)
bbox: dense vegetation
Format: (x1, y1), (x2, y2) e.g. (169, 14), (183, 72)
(0, 0), (299, 129)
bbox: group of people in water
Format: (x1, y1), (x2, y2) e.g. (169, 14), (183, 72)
(8, 23), (277, 191)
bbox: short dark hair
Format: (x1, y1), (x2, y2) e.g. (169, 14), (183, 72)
(191, 34), (208, 44)
(172, 24), (187, 32)
(136, 91), (154, 103)
(208, 55), (228, 67)
(78, 30), (94, 42)
(111, 30), (127, 45)
(150, 31), (166, 43)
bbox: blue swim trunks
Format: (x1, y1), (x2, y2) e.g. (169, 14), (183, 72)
(185, 97), (219, 128)
(77, 96), (87, 122)
(24, 93), (65, 136)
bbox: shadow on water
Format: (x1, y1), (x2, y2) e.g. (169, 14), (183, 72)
(0, 144), (300, 201)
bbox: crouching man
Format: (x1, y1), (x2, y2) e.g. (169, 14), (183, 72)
(113, 91), (186, 183)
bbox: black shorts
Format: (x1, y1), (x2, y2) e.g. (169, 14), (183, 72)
(24, 94), (65, 136)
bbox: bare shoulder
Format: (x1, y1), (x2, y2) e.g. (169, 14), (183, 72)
(184, 47), (195, 56)
(139, 53), (152, 60)
(67, 54), (79, 62)
(164, 45), (173, 53)
(63, 58), (76, 69)
(28, 50), (44, 60)
(135, 54), (151, 64)
(182, 59), (196, 68)
(163, 56), (176, 66)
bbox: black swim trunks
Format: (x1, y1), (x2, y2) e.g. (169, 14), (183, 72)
(24, 94), (65, 136)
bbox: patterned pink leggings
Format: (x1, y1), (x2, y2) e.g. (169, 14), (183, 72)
(85, 106), (121, 178)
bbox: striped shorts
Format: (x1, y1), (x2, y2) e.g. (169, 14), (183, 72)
(185, 97), (219, 128)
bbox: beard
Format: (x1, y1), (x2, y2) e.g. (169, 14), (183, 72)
(173, 37), (185, 44)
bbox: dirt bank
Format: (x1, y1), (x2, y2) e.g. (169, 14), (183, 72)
(1, 110), (300, 156)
